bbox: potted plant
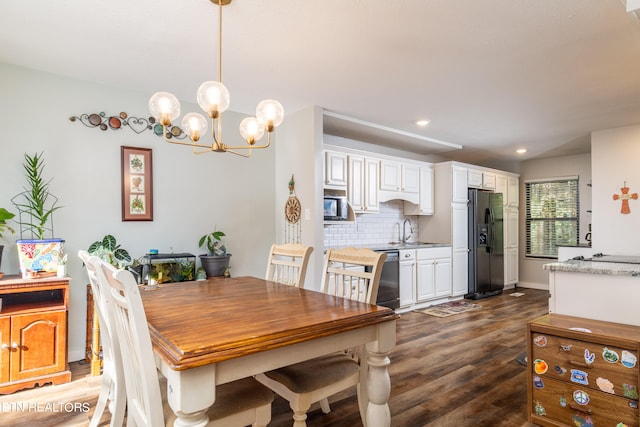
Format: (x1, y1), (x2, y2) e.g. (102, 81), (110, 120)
(198, 229), (231, 277)
(0, 208), (16, 276)
(12, 152), (65, 278)
(87, 234), (132, 268)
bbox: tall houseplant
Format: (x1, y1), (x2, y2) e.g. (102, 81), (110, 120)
(12, 152), (65, 277)
(12, 152), (62, 239)
(199, 229), (231, 277)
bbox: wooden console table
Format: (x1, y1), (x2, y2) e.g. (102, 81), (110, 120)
(0, 275), (71, 393)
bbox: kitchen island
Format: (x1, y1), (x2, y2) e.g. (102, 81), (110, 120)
(544, 257), (640, 326)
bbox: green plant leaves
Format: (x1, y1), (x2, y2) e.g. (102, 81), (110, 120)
(102, 234), (117, 251)
(88, 234), (132, 267)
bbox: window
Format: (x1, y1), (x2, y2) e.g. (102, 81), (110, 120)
(525, 177), (579, 258)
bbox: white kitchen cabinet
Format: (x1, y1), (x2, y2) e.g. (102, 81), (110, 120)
(467, 169), (483, 188)
(506, 206), (518, 248)
(404, 166), (434, 216)
(348, 155), (379, 213)
(416, 247), (452, 302)
(504, 205), (519, 286)
(495, 174), (507, 199)
(451, 202), (468, 296)
(324, 150), (347, 189)
(482, 172), (496, 190)
(506, 246), (518, 285)
(380, 160), (401, 191)
(399, 250), (416, 307)
(380, 160), (419, 193)
(402, 163), (420, 193)
(452, 166), (468, 203)
(507, 176), (519, 207)
(468, 168), (496, 190)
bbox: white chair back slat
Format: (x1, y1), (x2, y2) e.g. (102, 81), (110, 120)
(321, 248), (387, 304)
(265, 243), (314, 288)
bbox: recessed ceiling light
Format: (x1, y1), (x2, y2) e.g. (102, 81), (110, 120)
(416, 119), (431, 127)
(516, 148), (527, 154)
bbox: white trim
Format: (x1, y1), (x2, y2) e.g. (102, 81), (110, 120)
(516, 281), (549, 291)
(524, 175), (579, 184)
(524, 175), (580, 184)
(323, 110), (462, 150)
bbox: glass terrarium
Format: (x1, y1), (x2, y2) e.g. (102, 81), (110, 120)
(141, 253), (196, 285)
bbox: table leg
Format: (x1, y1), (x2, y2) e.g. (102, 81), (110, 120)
(161, 362), (217, 427)
(358, 321), (395, 427)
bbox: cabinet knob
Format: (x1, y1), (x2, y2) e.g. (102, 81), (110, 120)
(11, 342), (19, 349)
(1, 344), (8, 350)
(404, 253), (412, 258)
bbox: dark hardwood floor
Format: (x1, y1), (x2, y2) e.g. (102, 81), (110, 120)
(0, 288), (548, 426)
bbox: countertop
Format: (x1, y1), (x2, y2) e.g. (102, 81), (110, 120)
(326, 242), (452, 252)
(543, 259), (640, 277)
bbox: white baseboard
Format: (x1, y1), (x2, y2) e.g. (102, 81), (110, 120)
(515, 281), (549, 291)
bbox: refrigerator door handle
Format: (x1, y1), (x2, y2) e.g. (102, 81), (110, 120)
(488, 208), (495, 251)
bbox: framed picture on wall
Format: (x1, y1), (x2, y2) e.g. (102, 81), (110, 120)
(121, 146), (153, 221)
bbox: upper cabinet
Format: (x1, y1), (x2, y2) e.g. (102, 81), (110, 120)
(452, 166), (469, 203)
(379, 161), (419, 193)
(324, 150), (347, 189)
(348, 155), (379, 213)
(405, 166), (434, 216)
(468, 168), (496, 190)
(324, 145), (432, 213)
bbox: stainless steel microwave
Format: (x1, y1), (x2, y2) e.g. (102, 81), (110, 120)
(323, 196), (349, 221)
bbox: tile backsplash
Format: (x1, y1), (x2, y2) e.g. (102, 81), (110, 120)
(324, 200), (419, 248)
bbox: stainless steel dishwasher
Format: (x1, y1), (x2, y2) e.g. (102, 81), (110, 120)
(373, 249), (400, 309)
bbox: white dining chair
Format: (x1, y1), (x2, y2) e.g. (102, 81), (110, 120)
(78, 250), (126, 427)
(256, 247), (387, 427)
(265, 243), (314, 288)
(91, 257), (274, 427)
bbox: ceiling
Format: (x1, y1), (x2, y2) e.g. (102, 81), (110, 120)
(3, 0), (640, 169)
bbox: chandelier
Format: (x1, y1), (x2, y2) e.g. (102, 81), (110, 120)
(148, 0), (284, 156)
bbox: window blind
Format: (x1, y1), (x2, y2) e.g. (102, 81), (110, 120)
(525, 177), (579, 258)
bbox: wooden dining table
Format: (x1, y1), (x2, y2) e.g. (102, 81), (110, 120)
(140, 275), (399, 427)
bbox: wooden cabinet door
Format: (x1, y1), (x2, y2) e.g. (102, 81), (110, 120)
(399, 251), (416, 307)
(452, 167), (468, 203)
(401, 164), (420, 193)
(10, 310), (67, 381)
(434, 257), (452, 298)
(0, 317), (10, 383)
(419, 167), (434, 215)
(380, 161), (401, 191)
(324, 151), (348, 188)
(364, 158), (379, 212)
(348, 155), (365, 211)
(416, 259), (435, 302)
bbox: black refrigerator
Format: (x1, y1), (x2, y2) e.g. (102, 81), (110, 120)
(466, 189), (504, 300)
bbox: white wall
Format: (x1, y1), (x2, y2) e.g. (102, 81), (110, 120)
(0, 63), (276, 361)
(518, 153), (591, 288)
(274, 106), (324, 290)
(592, 125), (640, 255)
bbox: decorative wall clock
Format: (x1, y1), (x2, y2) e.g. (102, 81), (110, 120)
(284, 175), (302, 243)
(285, 196), (301, 224)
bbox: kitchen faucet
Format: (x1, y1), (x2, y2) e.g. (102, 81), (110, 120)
(402, 218), (413, 243)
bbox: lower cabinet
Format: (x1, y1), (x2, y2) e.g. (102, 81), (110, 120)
(0, 276), (71, 394)
(528, 314), (640, 427)
(416, 247), (452, 302)
(399, 250), (416, 307)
